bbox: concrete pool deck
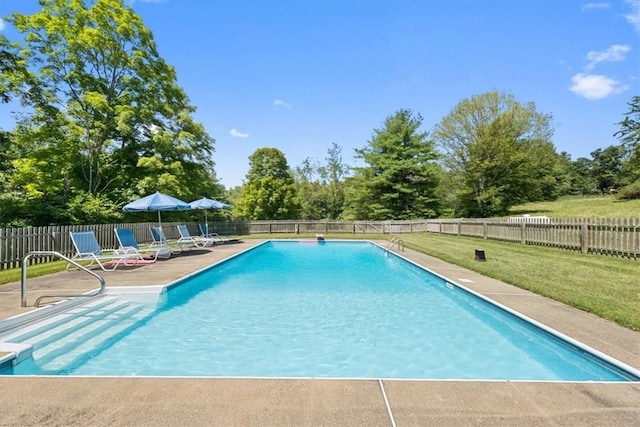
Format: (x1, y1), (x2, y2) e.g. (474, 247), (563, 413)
(0, 238), (639, 426)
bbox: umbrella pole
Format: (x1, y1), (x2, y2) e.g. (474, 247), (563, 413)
(158, 210), (162, 231)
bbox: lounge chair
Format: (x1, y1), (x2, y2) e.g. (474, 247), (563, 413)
(149, 226), (193, 253)
(68, 231), (145, 271)
(198, 223), (230, 243)
(114, 228), (172, 260)
(177, 224), (215, 247)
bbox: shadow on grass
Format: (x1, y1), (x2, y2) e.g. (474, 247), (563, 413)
(612, 198), (640, 203)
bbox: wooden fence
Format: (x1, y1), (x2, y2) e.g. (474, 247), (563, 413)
(425, 217), (640, 259)
(0, 218), (638, 270)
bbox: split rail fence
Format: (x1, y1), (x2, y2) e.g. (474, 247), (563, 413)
(0, 218), (638, 270)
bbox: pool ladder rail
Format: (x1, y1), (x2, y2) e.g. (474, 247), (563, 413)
(21, 251), (106, 308)
(385, 238), (405, 252)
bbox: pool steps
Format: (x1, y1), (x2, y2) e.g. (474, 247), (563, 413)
(36, 301), (156, 372)
(0, 287), (165, 373)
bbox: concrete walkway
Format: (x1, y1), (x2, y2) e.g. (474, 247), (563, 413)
(0, 239), (639, 426)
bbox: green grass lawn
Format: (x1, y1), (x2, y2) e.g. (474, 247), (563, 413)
(396, 233), (639, 331)
(1, 232), (638, 331)
(508, 195), (640, 218)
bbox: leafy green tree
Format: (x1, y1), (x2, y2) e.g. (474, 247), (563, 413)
(342, 109), (440, 220)
(294, 157), (323, 219)
(590, 146), (625, 194)
(294, 143), (349, 219)
(319, 143), (350, 219)
(531, 144), (573, 201)
(614, 96), (640, 198)
(2, 0), (216, 225)
(549, 151), (574, 198)
(234, 148), (300, 220)
(615, 96), (640, 151)
(433, 91), (556, 217)
(568, 157), (598, 196)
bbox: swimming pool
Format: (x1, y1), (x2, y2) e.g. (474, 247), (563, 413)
(1, 240), (639, 381)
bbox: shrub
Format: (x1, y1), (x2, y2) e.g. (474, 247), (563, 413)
(617, 180), (640, 200)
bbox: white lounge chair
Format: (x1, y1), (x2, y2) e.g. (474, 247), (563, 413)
(177, 224), (215, 247)
(114, 228), (171, 260)
(198, 223), (230, 244)
(69, 231), (144, 271)
(149, 226), (187, 254)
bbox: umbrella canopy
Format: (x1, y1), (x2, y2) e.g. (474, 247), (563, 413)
(123, 191), (191, 227)
(188, 197), (230, 226)
(189, 197), (230, 210)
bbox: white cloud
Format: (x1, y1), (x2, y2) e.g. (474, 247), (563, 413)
(274, 98), (292, 109)
(585, 44), (631, 70)
(625, 0), (640, 32)
(230, 128), (249, 138)
(569, 73), (628, 99)
(581, 2), (610, 11)
(0, 18), (5, 32)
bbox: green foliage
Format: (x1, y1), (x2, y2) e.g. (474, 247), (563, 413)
(343, 109), (441, 220)
(617, 180), (640, 200)
(590, 145), (625, 194)
(294, 143), (349, 219)
(1, 0), (216, 226)
(67, 191), (124, 224)
(235, 148), (300, 220)
(567, 157), (599, 195)
(615, 96), (640, 185)
(615, 95), (640, 149)
(433, 91), (557, 217)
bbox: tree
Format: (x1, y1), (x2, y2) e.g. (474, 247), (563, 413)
(2, 0), (216, 225)
(319, 143), (350, 219)
(590, 146), (625, 194)
(342, 110), (440, 220)
(568, 157), (598, 196)
(615, 96), (640, 150)
(614, 96), (640, 198)
(293, 157), (323, 219)
(293, 143), (350, 219)
(234, 148), (300, 220)
(433, 91), (556, 217)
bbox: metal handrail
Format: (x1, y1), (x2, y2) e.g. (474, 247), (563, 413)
(385, 238), (405, 252)
(22, 251), (106, 308)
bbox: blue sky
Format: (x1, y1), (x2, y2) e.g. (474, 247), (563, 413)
(1, 0), (639, 189)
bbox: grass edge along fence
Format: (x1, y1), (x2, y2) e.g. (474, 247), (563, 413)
(425, 217), (639, 259)
(0, 218), (638, 270)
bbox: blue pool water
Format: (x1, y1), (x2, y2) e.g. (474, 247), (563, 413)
(3, 241), (638, 380)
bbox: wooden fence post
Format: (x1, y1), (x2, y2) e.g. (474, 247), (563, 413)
(580, 220), (589, 253)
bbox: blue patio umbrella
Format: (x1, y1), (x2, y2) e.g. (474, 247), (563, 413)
(123, 191), (191, 228)
(188, 197), (230, 226)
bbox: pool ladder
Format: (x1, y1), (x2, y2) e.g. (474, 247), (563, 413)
(21, 251), (106, 308)
(385, 238), (405, 252)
